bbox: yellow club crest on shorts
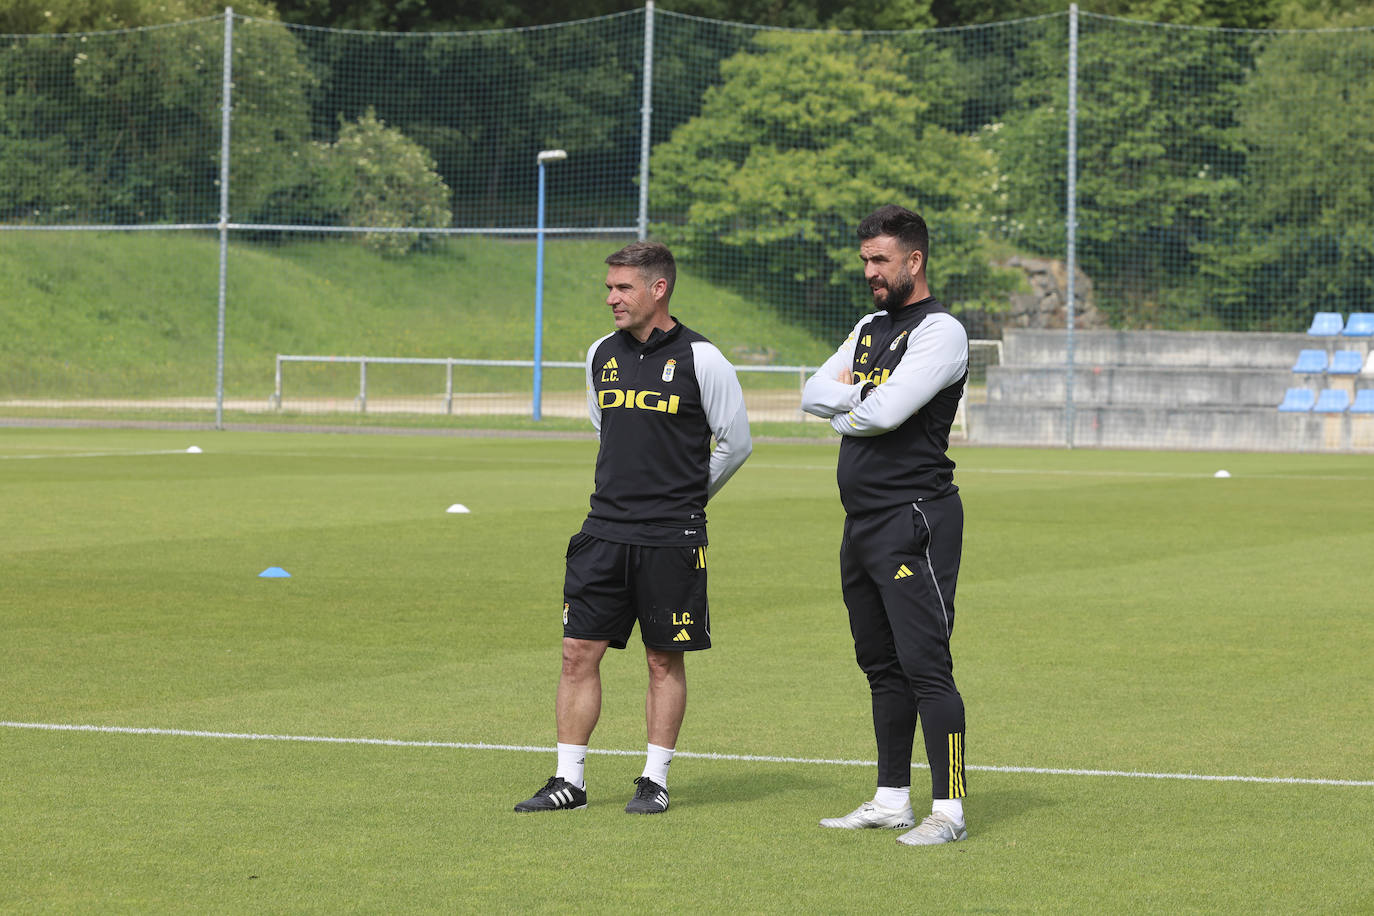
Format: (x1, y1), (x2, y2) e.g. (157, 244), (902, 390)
(562, 602), (569, 624)
(662, 359), (676, 383)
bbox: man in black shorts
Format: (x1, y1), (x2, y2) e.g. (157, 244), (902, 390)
(802, 205), (970, 846)
(515, 241), (752, 815)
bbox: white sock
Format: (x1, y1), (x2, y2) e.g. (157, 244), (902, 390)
(932, 797), (965, 825)
(556, 743), (587, 789)
(641, 742), (675, 787)
(873, 786), (910, 810)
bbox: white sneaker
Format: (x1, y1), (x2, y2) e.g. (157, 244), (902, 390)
(819, 801), (915, 830)
(896, 812), (968, 846)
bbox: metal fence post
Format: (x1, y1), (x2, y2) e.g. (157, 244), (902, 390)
(359, 359), (367, 414)
(1064, 3), (1079, 449)
(215, 7), (234, 430)
(637, 1), (654, 241)
(445, 359), (454, 414)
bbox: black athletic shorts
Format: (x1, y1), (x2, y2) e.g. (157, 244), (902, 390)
(562, 532), (710, 651)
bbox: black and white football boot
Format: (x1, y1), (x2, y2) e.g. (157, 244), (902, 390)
(624, 776), (669, 814)
(514, 776), (587, 812)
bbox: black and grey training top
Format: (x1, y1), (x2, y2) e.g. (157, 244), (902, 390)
(801, 297), (968, 515)
(580, 320), (752, 546)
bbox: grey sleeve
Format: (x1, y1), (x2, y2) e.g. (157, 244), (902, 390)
(585, 332), (614, 437)
(691, 340), (753, 499)
(801, 313), (875, 419)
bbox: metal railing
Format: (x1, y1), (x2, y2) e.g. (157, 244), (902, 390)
(272, 341), (1003, 427)
(272, 354), (815, 416)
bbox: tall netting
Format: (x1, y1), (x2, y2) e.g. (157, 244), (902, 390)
(0, 17), (227, 227)
(970, 15), (1374, 449)
(236, 13), (646, 232)
(649, 13), (1062, 345)
(0, 19), (225, 421)
(221, 13), (649, 422)
(3, 8), (1373, 447)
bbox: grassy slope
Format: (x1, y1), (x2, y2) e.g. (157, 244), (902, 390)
(0, 232), (835, 398)
(1, 430), (1372, 912)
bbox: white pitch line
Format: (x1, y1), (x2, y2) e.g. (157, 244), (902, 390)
(0, 449), (196, 460)
(959, 467), (1374, 482)
(747, 463), (1374, 483)
(3, 721), (1370, 788)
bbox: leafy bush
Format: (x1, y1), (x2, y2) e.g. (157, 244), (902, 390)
(317, 109), (453, 255)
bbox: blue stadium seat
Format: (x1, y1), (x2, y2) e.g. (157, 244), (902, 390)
(1351, 390), (1374, 413)
(1313, 389), (1350, 413)
(1342, 312), (1374, 337)
(1291, 349), (1328, 373)
(1327, 350), (1363, 375)
(1306, 312), (1344, 336)
(1277, 388), (1316, 412)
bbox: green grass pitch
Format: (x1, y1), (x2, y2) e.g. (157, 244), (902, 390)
(2, 427), (1371, 913)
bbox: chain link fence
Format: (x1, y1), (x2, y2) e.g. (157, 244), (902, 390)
(3, 6), (1372, 446)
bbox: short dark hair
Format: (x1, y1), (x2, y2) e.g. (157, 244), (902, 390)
(857, 205), (929, 268)
(606, 241), (676, 298)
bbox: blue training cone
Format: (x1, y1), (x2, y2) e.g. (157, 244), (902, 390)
(258, 566), (291, 578)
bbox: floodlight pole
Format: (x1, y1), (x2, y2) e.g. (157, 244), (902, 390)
(533, 149), (567, 421)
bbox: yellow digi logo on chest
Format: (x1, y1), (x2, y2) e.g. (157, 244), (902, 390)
(598, 388), (681, 413)
(852, 367), (892, 386)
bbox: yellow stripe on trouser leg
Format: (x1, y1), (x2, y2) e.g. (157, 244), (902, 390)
(948, 733), (966, 798)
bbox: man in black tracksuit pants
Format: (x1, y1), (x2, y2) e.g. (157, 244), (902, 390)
(515, 241), (752, 816)
(802, 205), (970, 846)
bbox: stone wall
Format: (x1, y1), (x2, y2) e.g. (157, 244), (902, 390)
(958, 256), (1107, 338)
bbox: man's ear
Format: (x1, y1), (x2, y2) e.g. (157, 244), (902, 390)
(653, 276), (670, 302)
(908, 248), (924, 276)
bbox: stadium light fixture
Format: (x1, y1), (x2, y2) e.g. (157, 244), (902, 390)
(533, 148), (568, 421)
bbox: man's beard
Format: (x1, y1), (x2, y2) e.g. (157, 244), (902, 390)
(872, 268), (915, 308)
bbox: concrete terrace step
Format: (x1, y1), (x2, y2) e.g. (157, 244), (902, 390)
(985, 365), (1295, 409)
(968, 402), (1374, 451)
(1002, 329), (1350, 369)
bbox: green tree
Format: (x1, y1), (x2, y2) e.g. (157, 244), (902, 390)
(989, 15), (1247, 327)
(262, 0), (1374, 32)
(0, 0), (183, 32)
(1271, 0), (1374, 28)
(291, 12), (648, 229)
(651, 30), (1016, 340)
(268, 0), (933, 31)
(1195, 25), (1374, 327)
(1113, 0), (1280, 29)
(0, 0), (315, 224)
